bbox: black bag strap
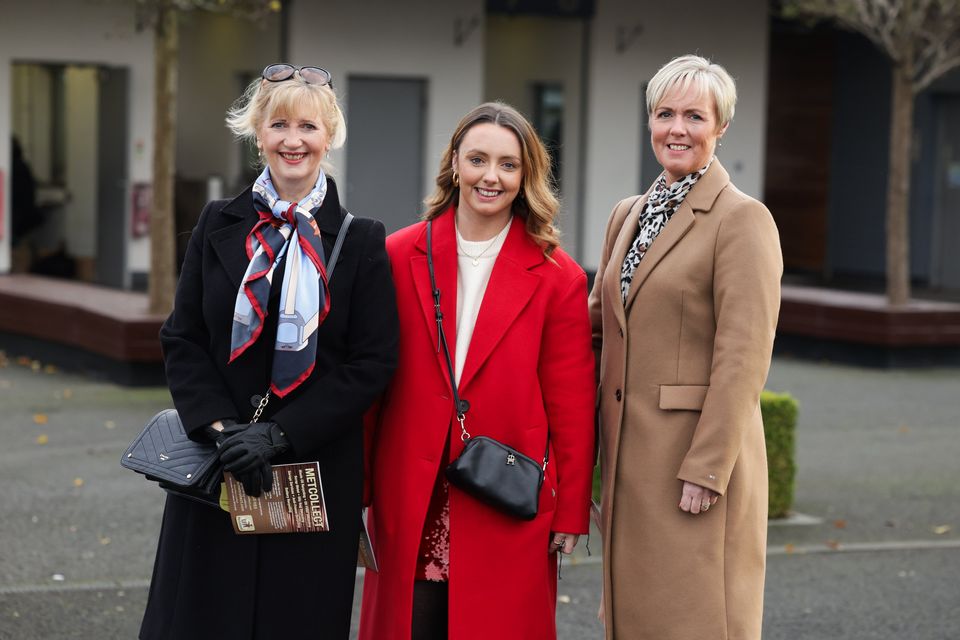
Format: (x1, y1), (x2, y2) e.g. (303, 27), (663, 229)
(425, 221), (549, 467)
(426, 220), (471, 439)
(325, 211), (354, 282)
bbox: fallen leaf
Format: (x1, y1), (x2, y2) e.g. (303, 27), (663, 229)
(43, 364), (57, 374)
(16, 356), (31, 366)
(825, 540), (841, 550)
(784, 543), (795, 554)
(0, 379), (10, 388)
(115, 606), (125, 613)
(833, 519), (847, 529)
(35, 434), (49, 445)
(73, 478), (85, 488)
(33, 414), (48, 425)
(63, 389), (73, 399)
(898, 425), (910, 434)
(104, 420), (116, 430)
(933, 525), (951, 535)
(30, 360), (41, 372)
(99, 536), (111, 545)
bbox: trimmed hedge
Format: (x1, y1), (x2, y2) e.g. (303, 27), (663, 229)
(760, 390), (799, 518)
(591, 390), (799, 519)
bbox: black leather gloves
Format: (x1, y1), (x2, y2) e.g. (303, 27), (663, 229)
(218, 422), (290, 497)
(197, 418), (237, 445)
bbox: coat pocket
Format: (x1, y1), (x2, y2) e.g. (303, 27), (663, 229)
(658, 384), (709, 411)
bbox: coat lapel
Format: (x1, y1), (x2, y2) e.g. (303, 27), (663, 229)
(410, 210), (459, 391)
(604, 195), (647, 329)
(622, 160), (731, 313)
(209, 187), (259, 291)
(458, 217), (544, 391)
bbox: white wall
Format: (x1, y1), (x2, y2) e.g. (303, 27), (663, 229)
(177, 11), (281, 187)
(581, 0), (770, 269)
(485, 15), (586, 257)
(288, 0), (485, 209)
(0, 0), (154, 274)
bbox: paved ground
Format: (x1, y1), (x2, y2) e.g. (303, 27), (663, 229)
(0, 352), (957, 639)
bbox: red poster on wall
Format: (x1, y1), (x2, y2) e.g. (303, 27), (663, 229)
(131, 182), (152, 238)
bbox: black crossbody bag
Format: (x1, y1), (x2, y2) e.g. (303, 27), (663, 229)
(121, 212), (355, 504)
(426, 220), (546, 521)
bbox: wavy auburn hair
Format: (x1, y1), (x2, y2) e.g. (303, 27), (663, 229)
(422, 102), (561, 257)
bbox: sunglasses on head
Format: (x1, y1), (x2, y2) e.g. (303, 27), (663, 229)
(261, 63), (334, 89)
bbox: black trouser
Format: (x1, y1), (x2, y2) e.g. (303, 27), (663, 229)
(412, 580), (448, 640)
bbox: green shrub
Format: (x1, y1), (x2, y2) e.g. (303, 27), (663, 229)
(761, 390), (798, 518)
(590, 391), (799, 518)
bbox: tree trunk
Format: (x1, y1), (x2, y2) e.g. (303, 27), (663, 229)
(148, 5), (178, 315)
(885, 62), (913, 306)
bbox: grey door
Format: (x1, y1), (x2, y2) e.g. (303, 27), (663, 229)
(96, 66), (129, 288)
(933, 96), (960, 290)
(346, 77), (426, 234)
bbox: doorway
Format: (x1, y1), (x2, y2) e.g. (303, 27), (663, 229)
(10, 62), (129, 287)
(345, 76), (427, 233)
(932, 95), (960, 291)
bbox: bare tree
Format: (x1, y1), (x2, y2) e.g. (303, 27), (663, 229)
(135, 0), (280, 314)
(782, 0), (960, 305)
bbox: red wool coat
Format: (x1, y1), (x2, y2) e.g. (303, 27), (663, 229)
(359, 208), (596, 640)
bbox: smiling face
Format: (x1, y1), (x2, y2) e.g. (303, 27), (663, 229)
(452, 122), (523, 232)
(649, 81), (727, 185)
(257, 106), (330, 202)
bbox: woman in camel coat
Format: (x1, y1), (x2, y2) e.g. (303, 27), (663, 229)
(589, 55), (782, 640)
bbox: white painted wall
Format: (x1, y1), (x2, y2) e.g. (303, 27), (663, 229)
(288, 0), (485, 209)
(177, 11), (281, 187)
(0, 0), (154, 274)
(581, 0), (770, 269)
(485, 15), (586, 257)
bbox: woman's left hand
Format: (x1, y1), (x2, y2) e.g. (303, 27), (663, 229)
(679, 481), (719, 515)
(550, 532), (580, 554)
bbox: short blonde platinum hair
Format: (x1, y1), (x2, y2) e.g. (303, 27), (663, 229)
(646, 54), (737, 129)
(226, 73), (346, 153)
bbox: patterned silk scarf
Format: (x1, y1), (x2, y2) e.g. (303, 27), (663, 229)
(230, 167), (330, 397)
(619, 159), (713, 303)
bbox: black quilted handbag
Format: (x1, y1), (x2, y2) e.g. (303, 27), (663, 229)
(121, 409), (222, 503)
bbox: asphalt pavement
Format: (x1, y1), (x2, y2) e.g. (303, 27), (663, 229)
(0, 351), (957, 639)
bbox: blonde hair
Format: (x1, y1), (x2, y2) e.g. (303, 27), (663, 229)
(423, 102), (561, 257)
(646, 54), (737, 129)
(226, 71), (346, 170)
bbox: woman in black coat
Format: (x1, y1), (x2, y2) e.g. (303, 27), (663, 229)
(140, 64), (399, 640)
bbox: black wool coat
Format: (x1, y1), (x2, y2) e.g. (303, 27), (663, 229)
(140, 178), (399, 640)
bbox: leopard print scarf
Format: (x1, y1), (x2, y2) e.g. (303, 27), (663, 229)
(620, 159), (713, 303)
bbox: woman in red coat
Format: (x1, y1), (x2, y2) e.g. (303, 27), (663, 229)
(359, 102), (596, 640)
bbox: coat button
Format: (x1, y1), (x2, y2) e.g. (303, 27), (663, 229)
(615, 389), (622, 401)
(250, 394), (263, 408)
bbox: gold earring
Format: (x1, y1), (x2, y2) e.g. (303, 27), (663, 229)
(452, 170), (459, 187)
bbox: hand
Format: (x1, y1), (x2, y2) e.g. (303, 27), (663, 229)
(679, 480), (719, 515)
(198, 418), (236, 445)
(549, 532), (580, 555)
(218, 422), (290, 497)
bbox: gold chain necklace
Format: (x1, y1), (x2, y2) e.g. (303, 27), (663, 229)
(456, 230), (500, 267)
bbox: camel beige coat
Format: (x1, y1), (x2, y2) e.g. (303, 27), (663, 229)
(589, 161), (782, 640)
